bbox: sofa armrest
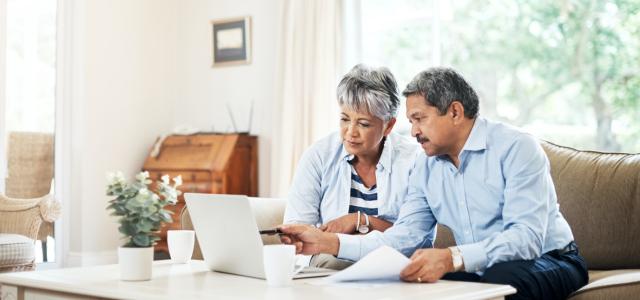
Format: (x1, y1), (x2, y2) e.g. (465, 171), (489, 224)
(570, 270), (640, 299)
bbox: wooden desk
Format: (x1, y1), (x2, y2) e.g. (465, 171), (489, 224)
(143, 134), (258, 254)
(0, 260), (515, 300)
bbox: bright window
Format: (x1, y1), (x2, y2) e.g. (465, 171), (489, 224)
(2, 0), (57, 263)
(360, 0), (640, 152)
(5, 0), (56, 133)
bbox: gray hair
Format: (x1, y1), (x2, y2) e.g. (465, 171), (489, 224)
(336, 64), (399, 121)
(402, 67), (479, 118)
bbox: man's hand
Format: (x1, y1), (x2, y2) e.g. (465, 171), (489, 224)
(319, 213), (358, 233)
(278, 224), (340, 256)
(400, 248), (453, 283)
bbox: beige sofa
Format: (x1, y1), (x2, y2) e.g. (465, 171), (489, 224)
(181, 141), (640, 299)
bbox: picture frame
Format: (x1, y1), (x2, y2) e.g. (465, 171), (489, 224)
(211, 16), (252, 67)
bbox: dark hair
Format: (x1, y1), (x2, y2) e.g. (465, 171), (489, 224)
(337, 64), (400, 121)
(402, 67), (479, 118)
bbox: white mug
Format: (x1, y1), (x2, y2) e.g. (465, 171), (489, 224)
(167, 230), (195, 264)
(262, 245), (304, 287)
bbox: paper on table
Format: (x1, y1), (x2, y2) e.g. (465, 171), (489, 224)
(324, 245), (410, 282)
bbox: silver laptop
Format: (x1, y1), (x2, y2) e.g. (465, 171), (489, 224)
(184, 193), (336, 279)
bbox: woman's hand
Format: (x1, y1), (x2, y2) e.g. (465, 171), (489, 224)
(319, 213), (358, 234)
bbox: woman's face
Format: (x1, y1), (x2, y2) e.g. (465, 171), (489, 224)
(340, 105), (395, 158)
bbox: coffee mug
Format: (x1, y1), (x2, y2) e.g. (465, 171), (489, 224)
(167, 230), (195, 264)
(262, 245), (304, 287)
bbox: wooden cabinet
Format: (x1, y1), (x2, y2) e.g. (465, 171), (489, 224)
(142, 134), (258, 254)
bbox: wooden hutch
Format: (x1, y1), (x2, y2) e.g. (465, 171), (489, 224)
(142, 133), (258, 254)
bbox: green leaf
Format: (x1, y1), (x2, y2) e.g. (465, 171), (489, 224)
(136, 220), (153, 232)
(132, 234), (150, 247)
(118, 223), (138, 236)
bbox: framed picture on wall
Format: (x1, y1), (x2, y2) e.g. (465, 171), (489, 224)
(211, 16), (252, 67)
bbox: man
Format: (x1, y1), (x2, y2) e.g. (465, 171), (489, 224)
(281, 67), (588, 300)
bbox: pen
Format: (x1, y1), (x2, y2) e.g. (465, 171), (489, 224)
(259, 228), (283, 235)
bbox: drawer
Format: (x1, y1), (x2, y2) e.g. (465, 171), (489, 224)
(148, 171), (211, 182)
(179, 182), (212, 193)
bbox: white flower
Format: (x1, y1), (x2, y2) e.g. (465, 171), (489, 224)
(138, 188), (149, 196)
(115, 172), (125, 183)
(106, 172), (115, 183)
(161, 174), (170, 185)
(173, 175), (183, 187)
(135, 171), (150, 182)
(107, 171), (126, 185)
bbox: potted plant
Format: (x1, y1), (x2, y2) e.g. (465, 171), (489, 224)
(106, 170), (182, 281)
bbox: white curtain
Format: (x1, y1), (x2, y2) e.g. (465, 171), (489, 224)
(270, 0), (344, 197)
(0, 0), (7, 194)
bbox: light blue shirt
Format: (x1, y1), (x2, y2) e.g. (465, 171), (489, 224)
(389, 117), (574, 273)
(284, 132), (434, 257)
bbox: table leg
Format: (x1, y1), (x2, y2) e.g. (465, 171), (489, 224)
(1, 284), (24, 300)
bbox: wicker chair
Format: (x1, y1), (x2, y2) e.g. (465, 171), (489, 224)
(4, 131), (55, 261)
(0, 194), (60, 273)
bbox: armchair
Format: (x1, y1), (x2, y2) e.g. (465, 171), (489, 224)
(5, 131), (55, 261)
(0, 194), (60, 273)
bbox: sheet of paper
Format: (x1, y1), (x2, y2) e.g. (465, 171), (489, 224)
(324, 245), (410, 282)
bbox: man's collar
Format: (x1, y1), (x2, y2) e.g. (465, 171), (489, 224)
(434, 117), (487, 164)
(461, 117), (487, 152)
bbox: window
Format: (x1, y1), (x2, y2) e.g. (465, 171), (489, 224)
(2, 0), (57, 263)
(360, 0), (640, 152)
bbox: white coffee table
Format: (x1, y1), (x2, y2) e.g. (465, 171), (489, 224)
(0, 260), (515, 300)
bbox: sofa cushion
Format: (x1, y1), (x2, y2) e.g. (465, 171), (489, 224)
(568, 269), (640, 300)
(0, 234), (35, 268)
(181, 197), (287, 260)
(434, 224), (456, 249)
(541, 141), (640, 269)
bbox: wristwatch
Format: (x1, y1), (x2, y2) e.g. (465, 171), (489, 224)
(449, 246), (464, 272)
(358, 212), (370, 234)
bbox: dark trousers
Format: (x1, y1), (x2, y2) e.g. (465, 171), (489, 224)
(443, 242), (588, 300)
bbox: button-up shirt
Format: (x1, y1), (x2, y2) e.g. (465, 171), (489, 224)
(284, 132), (434, 257)
(386, 117), (574, 272)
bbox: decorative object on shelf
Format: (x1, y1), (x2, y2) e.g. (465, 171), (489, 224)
(106, 171), (181, 281)
(143, 134), (258, 256)
(211, 16), (252, 67)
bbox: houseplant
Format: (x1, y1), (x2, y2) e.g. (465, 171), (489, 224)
(106, 171), (182, 281)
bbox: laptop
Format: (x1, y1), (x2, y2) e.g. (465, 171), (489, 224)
(184, 193), (336, 279)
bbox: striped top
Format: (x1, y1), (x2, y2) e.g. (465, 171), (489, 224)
(347, 164), (379, 216)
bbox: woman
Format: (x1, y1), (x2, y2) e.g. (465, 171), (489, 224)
(283, 64), (420, 269)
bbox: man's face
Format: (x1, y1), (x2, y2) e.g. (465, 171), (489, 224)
(406, 94), (456, 157)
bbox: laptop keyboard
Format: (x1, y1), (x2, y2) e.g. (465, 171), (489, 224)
(293, 266), (336, 279)
(300, 266), (334, 274)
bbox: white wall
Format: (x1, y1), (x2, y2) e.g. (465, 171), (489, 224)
(173, 0), (280, 197)
(63, 0), (281, 266)
(64, 0), (179, 265)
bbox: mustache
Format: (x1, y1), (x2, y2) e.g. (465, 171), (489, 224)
(416, 135), (429, 143)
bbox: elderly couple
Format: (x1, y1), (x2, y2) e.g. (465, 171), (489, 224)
(279, 65), (588, 300)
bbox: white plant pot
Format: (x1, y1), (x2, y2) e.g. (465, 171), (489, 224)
(118, 246), (154, 281)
